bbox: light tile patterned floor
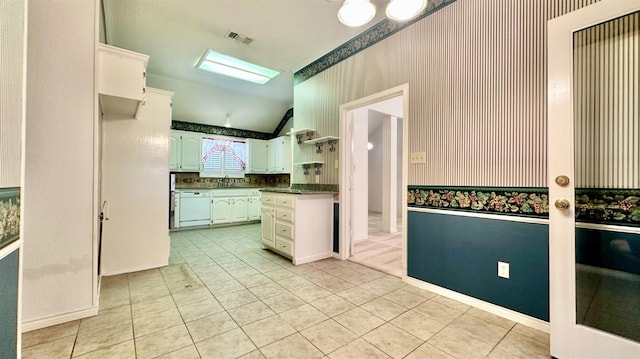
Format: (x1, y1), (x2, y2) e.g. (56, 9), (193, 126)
(22, 224), (551, 358)
(350, 212), (403, 277)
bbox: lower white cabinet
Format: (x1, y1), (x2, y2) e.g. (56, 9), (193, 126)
(260, 191), (333, 265)
(247, 191), (261, 221)
(210, 189), (261, 225)
(211, 197), (231, 225)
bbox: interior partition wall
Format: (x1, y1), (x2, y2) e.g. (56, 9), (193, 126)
(294, 0), (602, 330)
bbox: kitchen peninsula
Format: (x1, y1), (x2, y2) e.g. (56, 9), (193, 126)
(260, 187), (336, 265)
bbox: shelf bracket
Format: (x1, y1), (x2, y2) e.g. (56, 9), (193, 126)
(302, 164), (310, 175)
(315, 143), (323, 154)
(305, 131), (314, 141)
(328, 139), (338, 152)
(295, 134), (304, 144)
(313, 163), (322, 175)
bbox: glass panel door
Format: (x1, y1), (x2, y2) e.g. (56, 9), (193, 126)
(573, 11), (640, 343)
(548, 1), (640, 358)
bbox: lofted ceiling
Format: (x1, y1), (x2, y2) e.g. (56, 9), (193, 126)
(102, 0), (388, 134)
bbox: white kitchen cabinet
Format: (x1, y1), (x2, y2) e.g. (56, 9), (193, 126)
(230, 197), (248, 222)
(97, 44), (148, 119)
(246, 137), (291, 174)
(169, 132), (180, 170)
(211, 197), (231, 224)
(209, 189), (261, 225)
(267, 136), (291, 173)
(170, 130), (202, 172)
(260, 191), (333, 265)
(261, 205), (275, 247)
(246, 139), (268, 173)
(247, 191), (261, 220)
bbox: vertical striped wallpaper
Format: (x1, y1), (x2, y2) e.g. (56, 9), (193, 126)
(574, 11), (639, 189)
(0, 0), (25, 188)
(294, 0), (601, 187)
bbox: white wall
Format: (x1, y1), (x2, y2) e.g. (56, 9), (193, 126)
(0, 0), (25, 188)
(100, 88), (172, 275)
(352, 108), (368, 240)
(23, 0), (98, 329)
(368, 121), (383, 213)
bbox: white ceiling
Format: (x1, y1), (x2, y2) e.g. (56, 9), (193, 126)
(102, 0), (388, 133)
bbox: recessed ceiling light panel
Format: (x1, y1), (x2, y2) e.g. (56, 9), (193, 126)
(196, 49), (280, 84)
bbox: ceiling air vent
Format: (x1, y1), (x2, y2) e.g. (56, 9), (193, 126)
(225, 31), (253, 45)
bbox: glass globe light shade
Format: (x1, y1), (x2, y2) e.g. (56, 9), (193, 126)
(385, 0), (428, 21)
(338, 0), (376, 27)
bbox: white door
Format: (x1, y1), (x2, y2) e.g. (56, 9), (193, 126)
(211, 197), (231, 224)
(261, 207), (275, 247)
(181, 133), (201, 171)
(231, 197), (248, 222)
(169, 131), (180, 170)
(548, 1), (640, 358)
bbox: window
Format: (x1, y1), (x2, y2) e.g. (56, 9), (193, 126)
(201, 136), (247, 178)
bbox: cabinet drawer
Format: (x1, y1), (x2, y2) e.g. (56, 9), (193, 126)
(274, 238), (293, 256)
(276, 208), (294, 223)
(275, 222), (293, 240)
(276, 196), (294, 209)
(262, 194), (275, 206)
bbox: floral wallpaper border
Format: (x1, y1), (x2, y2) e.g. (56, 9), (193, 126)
(408, 186), (550, 218)
(408, 186), (640, 227)
(172, 120), (274, 140)
(294, 0), (457, 84)
(0, 187), (20, 251)
(576, 188), (640, 227)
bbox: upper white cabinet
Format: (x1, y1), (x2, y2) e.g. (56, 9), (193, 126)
(246, 136), (291, 174)
(170, 130), (201, 172)
(246, 139), (268, 173)
(97, 44), (148, 119)
(268, 136), (291, 173)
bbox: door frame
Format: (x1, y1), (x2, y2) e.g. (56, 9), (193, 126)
(338, 84), (409, 277)
(548, 1), (640, 357)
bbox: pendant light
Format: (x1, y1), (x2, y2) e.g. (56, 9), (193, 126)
(337, 0), (376, 27)
(386, 0), (428, 21)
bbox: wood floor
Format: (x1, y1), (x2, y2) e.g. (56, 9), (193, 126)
(349, 212), (403, 277)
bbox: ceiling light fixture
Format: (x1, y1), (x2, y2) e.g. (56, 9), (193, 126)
(386, 0), (428, 21)
(337, 0), (377, 27)
(336, 0), (427, 26)
(224, 117), (231, 128)
(196, 49), (280, 85)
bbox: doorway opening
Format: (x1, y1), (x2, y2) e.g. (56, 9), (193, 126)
(339, 85), (408, 278)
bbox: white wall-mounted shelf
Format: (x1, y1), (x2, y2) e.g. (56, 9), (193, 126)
(285, 128), (315, 135)
(286, 128), (316, 144)
(304, 136), (339, 153)
(303, 136), (339, 145)
(294, 161), (324, 175)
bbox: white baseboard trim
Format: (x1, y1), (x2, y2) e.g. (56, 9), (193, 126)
(294, 252), (333, 265)
(22, 306), (99, 332)
(404, 276), (550, 333)
(100, 260), (169, 277)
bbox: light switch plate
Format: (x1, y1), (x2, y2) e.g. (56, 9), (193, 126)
(498, 261), (510, 279)
(410, 152), (426, 164)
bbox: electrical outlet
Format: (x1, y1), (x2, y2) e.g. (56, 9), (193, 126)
(498, 261), (510, 279)
(410, 152), (426, 164)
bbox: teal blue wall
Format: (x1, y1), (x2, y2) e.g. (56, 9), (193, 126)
(0, 250), (19, 359)
(407, 211), (549, 321)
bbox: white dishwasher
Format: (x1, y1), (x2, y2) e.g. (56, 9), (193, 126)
(179, 191), (211, 227)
